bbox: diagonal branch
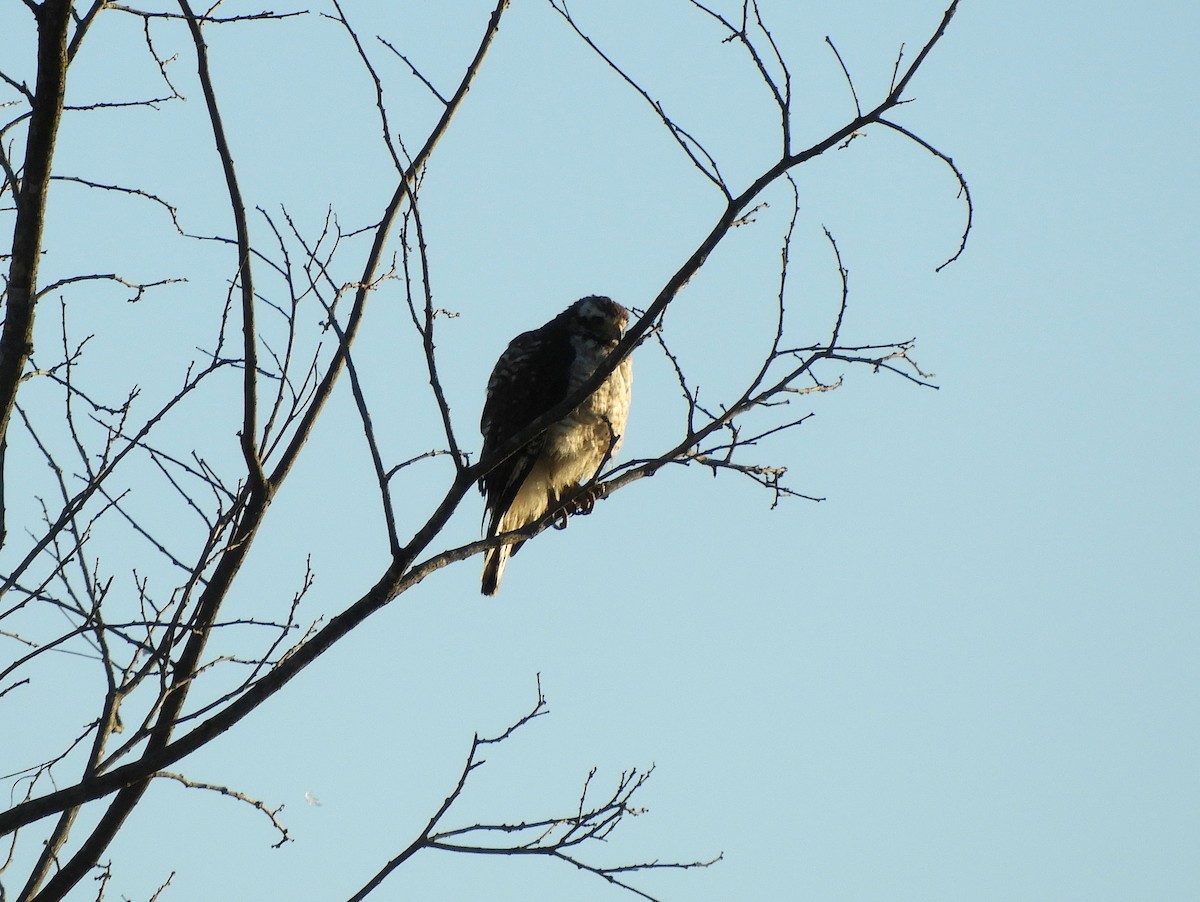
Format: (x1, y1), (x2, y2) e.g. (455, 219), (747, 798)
(549, 0), (729, 194)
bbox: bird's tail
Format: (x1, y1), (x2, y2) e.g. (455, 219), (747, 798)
(480, 471), (546, 595)
(481, 504), (516, 596)
(480, 542), (510, 596)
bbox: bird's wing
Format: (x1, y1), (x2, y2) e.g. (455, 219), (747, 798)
(479, 323), (573, 532)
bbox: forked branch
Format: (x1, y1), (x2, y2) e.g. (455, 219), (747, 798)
(347, 679), (719, 902)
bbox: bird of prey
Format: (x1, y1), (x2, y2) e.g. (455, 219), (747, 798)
(479, 295), (634, 595)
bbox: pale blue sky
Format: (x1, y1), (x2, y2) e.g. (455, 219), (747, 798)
(2, 1), (1197, 900)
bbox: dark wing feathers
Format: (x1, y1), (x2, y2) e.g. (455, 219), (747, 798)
(479, 319), (575, 533)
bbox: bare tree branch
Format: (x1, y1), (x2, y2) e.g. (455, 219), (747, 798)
(154, 771), (291, 848)
(347, 679), (717, 902)
(0, 3), (968, 899)
(878, 117), (973, 270)
(549, 0), (730, 194)
(0, 0), (72, 501)
(177, 0), (267, 497)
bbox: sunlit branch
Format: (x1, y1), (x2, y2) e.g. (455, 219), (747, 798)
(108, 5), (308, 25)
(154, 771), (290, 848)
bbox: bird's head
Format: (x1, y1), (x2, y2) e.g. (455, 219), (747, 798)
(570, 295), (630, 346)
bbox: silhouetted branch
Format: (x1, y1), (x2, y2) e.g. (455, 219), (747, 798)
(178, 0), (266, 496)
(825, 36), (862, 118)
(348, 679), (716, 902)
(0, 3), (966, 900)
(549, 0), (730, 194)
(377, 36), (449, 105)
(398, 197), (463, 469)
(878, 117), (973, 270)
(689, 0), (792, 149)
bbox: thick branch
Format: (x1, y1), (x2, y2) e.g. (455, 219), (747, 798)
(0, 0), (72, 500)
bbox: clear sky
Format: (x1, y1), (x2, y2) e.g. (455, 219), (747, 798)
(1, 1), (1197, 900)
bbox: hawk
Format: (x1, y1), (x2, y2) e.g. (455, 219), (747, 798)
(479, 295), (634, 595)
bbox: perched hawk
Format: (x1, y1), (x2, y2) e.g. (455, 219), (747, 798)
(479, 296), (634, 595)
